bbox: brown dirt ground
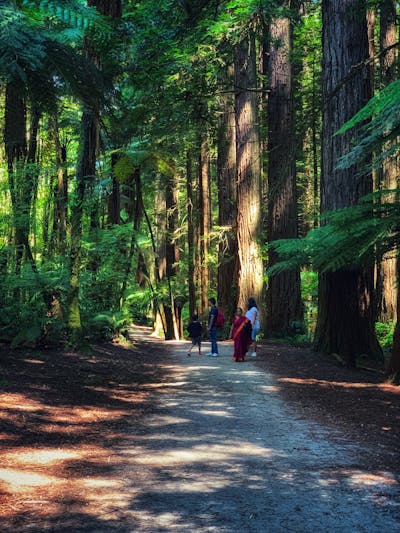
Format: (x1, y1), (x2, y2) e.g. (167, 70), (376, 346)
(0, 332), (399, 530)
(254, 341), (400, 472)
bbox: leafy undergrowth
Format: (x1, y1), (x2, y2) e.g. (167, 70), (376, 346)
(255, 341), (400, 472)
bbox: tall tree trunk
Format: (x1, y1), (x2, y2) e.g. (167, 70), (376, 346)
(198, 135), (211, 314)
(266, 9), (303, 336)
(377, 0), (398, 323)
(387, 256), (400, 380)
(186, 152), (197, 318)
(314, 0), (382, 365)
(51, 112), (68, 255)
(165, 172), (180, 339)
(367, 9), (376, 94)
(67, 0), (121, 342)
(107, 153), (121, 225)
(234, 33), (264, 312)
(68, 108), (98, 341)
(311, 56), (319, 229)
(4, 82), (40, 272)
(155, 174), (180, 340)
(217, 64), (238, 321)
(153, 184), (168, 337)
(5, 81), (27, 274)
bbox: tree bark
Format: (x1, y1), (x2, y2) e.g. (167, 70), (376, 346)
(198, 135), (211, 314)
(186, 152), (197, 318)
(51, 112), (68, 255)
(67, 0), (121, 343)
(266, 9), (303, 336)
(68, 108), (98, 340)
(166, 172), (181, 339)
(4, 81), (40, 273)
(376, 0), (398, 323)
(314, 0), (382, 365)
(234, 33), (265, 312)
(366, 9), (375, 94)
(107, 153), (121, 225)
(217, 64), (238, 321)
(5, 81), (27, 273)
(387, 256), (400, 379)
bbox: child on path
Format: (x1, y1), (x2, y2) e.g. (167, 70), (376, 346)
(187, 314), (203, 357)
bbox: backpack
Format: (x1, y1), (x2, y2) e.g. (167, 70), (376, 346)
(216, 309), (225, 328)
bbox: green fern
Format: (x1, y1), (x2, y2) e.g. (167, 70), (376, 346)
(268, 190), (400, 276)
(336, 80), (400, 171)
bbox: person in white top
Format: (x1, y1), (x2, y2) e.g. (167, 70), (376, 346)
(245, 297), (260, 357)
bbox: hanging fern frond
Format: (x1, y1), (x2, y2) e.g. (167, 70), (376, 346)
(335, 80), (400, 171)
(21, 0), (108, 33)
(0, 7), (47, 81)
(268, 190), (400, 276)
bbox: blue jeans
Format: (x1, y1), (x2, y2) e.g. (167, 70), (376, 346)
(209, 326), (218, 354)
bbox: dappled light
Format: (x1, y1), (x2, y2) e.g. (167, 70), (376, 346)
(279, 377), (400, 394)
(0, 335), (399, 531)
(1, 0), (400, 530)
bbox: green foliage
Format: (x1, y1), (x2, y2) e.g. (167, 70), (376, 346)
(125, 289), (154, 324)
(88, 310), (131, 340)
(0, 6), (46, 81)
(375, 322), (395, 350)
(301, 270), (318, 338)
(336, 80), (400, 172)
(0, 264), (68, 346)
(0, 1), (108, 110)
(269, 190), (400, 275)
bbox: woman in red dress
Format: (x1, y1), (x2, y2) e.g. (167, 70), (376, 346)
(230, 307), (251, 362)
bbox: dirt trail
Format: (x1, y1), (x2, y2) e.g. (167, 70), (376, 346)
(114, 330), (400, 532)
(1, 329), (399, 532)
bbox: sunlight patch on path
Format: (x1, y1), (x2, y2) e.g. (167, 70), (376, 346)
(116, 341), (400, 532)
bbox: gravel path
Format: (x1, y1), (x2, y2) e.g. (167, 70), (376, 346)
(114, 334), (400, 532)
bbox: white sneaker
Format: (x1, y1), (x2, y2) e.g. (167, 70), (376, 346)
(251, 352), (257, 357)
(206, 352), (213, 356)
(211, 353), (219, 357)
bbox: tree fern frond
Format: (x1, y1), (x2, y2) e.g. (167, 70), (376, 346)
(336, 80), (400, 135)
(21, 0), (108, 32)
(336, 80), (400, 171)
(268, 191), (400, 276)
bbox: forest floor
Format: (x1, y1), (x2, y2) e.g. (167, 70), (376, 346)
(0, 326), (399, 532)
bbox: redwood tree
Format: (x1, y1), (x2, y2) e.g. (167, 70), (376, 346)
(266, 7), (303, 336)
(198, 134), (211, 315)
(376, 0), (398, 323)
(67, 0), (122, 340)
(234, 32), (264, 312)
(217, 64), (238, 320)
(314, 0), (382, 365)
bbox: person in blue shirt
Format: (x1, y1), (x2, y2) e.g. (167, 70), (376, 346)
(207, 297), (219, 357)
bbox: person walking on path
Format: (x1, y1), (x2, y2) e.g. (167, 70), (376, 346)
(229, 307), (251, 362)
(186, 314), (203, 357)
(245, 297), (260, 357)
(207, 297), (219, 357)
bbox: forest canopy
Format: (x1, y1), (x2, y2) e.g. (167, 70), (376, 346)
(0, 0), (399, 380)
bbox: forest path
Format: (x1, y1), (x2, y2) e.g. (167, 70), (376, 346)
(117, 329), (400, 532)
